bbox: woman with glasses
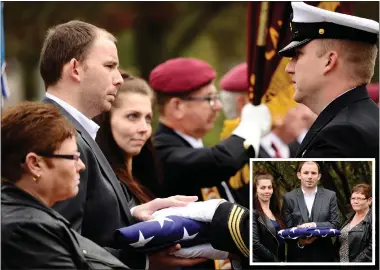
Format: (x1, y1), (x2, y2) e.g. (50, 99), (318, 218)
(94, 71), (163, 204)
(2, 102), (131, 269)
(335, 183), (372, 262)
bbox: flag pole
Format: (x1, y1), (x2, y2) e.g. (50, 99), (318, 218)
(252, 1), (270, 105)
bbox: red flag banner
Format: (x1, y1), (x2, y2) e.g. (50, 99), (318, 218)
(247, 2), (353, 123)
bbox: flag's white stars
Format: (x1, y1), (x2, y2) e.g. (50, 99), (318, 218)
(130, 230), (154, 248)
(181, 227), (198, 241)
(146, 216), (174, 228)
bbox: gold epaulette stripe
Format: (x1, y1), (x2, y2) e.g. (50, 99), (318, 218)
(228, 205), (249, 257)
(234, 207), (249, 257)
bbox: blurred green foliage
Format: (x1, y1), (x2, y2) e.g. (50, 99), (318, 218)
(3, 2), (378, 146)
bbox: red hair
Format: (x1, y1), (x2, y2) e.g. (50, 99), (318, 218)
(2, 101), (75, 183)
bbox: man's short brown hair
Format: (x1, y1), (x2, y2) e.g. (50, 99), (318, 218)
(316, 39), (378, 84)
(39, 20), (116, 89)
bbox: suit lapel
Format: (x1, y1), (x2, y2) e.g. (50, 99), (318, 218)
(258, 146), (271, 158)
(43, 97), (134, 224)
(296, 188), (309, 223)
(311, 188), (323, 222)
(296, 85), (370, 157)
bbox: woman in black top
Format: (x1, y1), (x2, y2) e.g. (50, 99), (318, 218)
(335, 184), (372, 262)
(1, 102), (129, 269)
(251, 172), (286, 262)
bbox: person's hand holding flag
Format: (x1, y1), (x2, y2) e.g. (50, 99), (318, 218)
(131, 195), (199, 221)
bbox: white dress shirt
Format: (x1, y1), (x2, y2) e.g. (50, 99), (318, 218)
(302, 186), (318, 217)
(46, 93), (100, 140)
(297, 129), (308, 144)
(47, 93), (149, 268)
(260, 132), (290, 158)
(174, 130), (204, 148)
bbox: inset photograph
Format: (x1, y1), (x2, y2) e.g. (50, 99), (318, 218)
(249, 159), (375, 266)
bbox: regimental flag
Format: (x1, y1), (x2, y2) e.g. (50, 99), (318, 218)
(247, 2), (353, 123)
(1, 1), (10, 102)
(115, 215), (210, 253)
(278, 227), (341, 240)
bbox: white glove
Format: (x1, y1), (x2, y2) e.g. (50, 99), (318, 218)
(152, 199), (226, 222)
(170, 243), (229, 260)
(232, 103), (271, 157)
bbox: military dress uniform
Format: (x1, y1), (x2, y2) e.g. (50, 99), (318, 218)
(150, 58), (257, 201)
(150, 58), (262, 270)
(210, 202), (251, 269)
(278, 2), (379, 159)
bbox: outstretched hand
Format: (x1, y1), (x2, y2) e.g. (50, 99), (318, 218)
(132, 195), (198, 221)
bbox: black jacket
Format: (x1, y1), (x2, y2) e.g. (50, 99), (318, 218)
(251, 210), (285, 262)
(297, 85), (379, 158)
(335, 210), (372, 262)
(43, 98), (146, 269)
(1, 184), (130, 270)
(153, 123), (255, 199)
(282, 187), (340, 262)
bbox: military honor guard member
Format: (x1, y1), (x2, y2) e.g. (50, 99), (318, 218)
(279, 2), (379, 159)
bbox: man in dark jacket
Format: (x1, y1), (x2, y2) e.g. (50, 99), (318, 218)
(278, 2), (379, 159)
(150, 57), (271, 269)
(150, 58), (271, 201)
(40, 20), (205, 269)
(281, 161), (340, 262)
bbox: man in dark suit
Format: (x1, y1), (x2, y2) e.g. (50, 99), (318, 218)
(282, 161), (340, 262)
(40, 20), (206, 269)
(278, 2), (379, 159)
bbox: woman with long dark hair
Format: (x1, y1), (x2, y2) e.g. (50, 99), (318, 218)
(94, 71), (163, 204)
(251, 172), (286, 262)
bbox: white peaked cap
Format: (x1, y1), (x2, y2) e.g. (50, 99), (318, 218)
(278, 2), (379, 57)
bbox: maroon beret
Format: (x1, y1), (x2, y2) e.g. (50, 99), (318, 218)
(367, 83), (379, 104)
(149, 58), (216, 94)
(220, 63), (248, 92)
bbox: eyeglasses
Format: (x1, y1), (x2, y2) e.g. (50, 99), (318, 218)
(181, 94), (220, 107)
(38, 152), (81, 161)
(350, 197), (368, 201)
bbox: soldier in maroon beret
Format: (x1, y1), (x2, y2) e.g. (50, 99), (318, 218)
(150, 57), (272, 269)
(219, 63), (250, 121)
(150, 57), (272, 201)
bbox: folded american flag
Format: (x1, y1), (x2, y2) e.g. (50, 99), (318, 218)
(115, 215), (210, 253)
(278, 227), (341, 239)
